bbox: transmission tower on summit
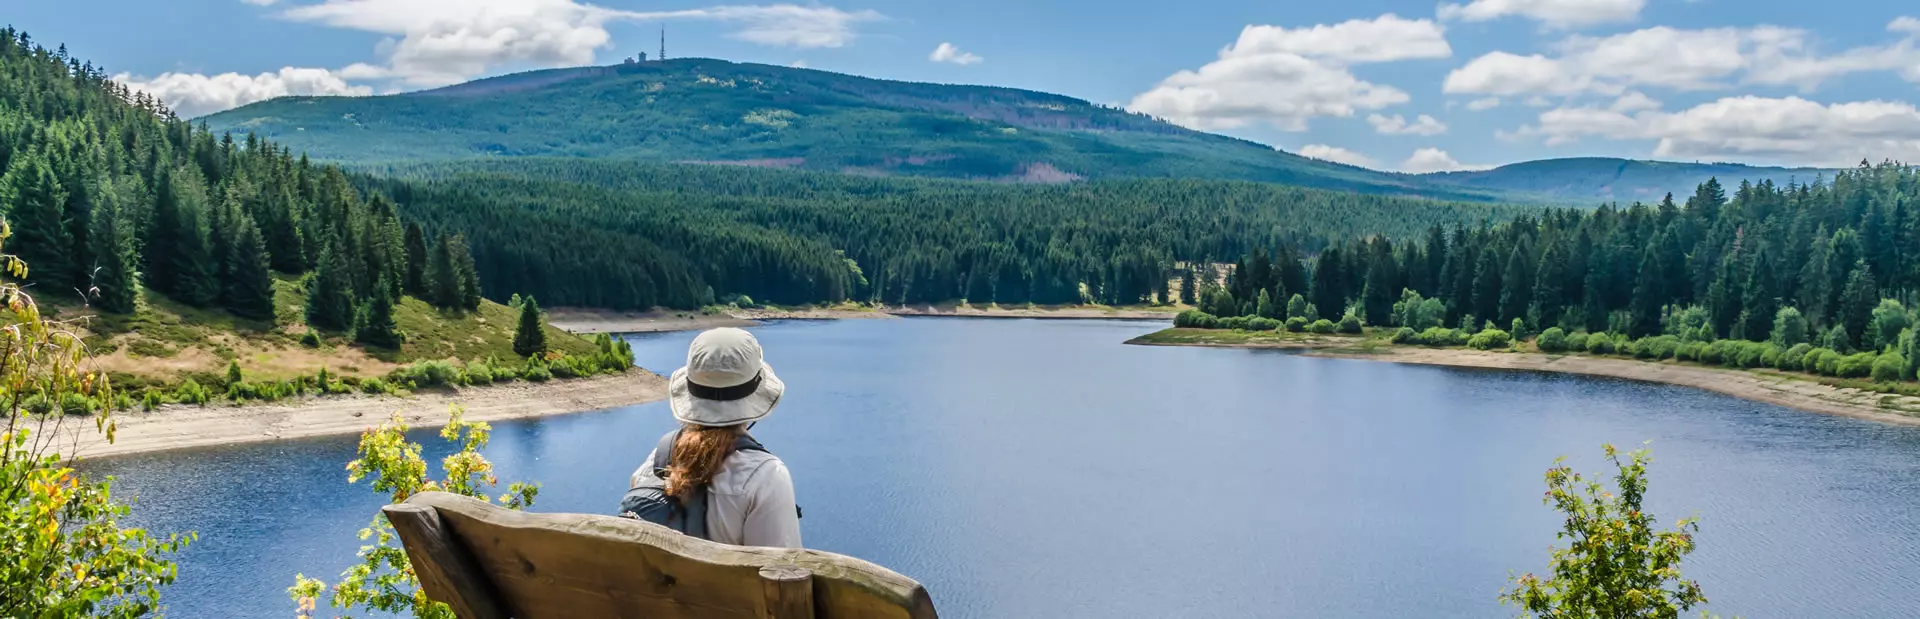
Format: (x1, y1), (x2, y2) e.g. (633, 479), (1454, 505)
(659, 26), (666, 61)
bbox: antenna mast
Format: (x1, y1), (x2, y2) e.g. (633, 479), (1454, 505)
(660, 26), (666, 61)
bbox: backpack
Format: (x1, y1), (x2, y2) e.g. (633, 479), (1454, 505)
(620, 429), (775, 540)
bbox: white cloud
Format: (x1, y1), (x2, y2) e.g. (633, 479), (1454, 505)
(1517, 96), (1920, 166)
(115, 67), (372, 118)
(1437, 0), (1645, 29)
(1368, 113), (1449, 135)
(1446, 24), (1920, 98)
(1609, 91), (1660, 112)
(274, 0), (881, 87)
(1891, 16), (1920, 35)
(1400, 147), (1489, 173)
(1298, 144), (1378, 167)
(789, 60), (808, 68)
(1229, 14), (1452, 63)
(928, 42), (983, 65)
(1466, 97), (1501, 111)
(1127, 14), (1448, 131)
(240, 0), (279, 5)
(1524, 95), (1554, 107)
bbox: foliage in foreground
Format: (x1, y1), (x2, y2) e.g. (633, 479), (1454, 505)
(1503, 445), (1713, 619)
(290, 407), (539, 619)
(0, 232), (190, 617)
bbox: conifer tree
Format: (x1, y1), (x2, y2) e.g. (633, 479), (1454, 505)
(224, 214), (276, 320)
(452, 234), (482, 310)
(403, 222), (428, 296)
(1628, 247), (1663, 338)
(1740, 250), (1778, 342)
(1310, 246), (1345, 321)
(1471, 246), (1502, 326)
(1839, 262), (1877, 349)
(1255, 289), (1276, 319)
(87, 179), (140, 313)
(1531, 245), (1565, 328)
(170, 190), (220, 307)
(353, 278), (401, 349)
(305, 241), (355, 331)
(1499, 241), (1533, 326)
(427, 233), (460, 308)
(1178, 268), (1196, 306)
(1, 151), (73, 286)
(513, 295), (547, 358)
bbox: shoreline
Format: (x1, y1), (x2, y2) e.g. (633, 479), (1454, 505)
(549, 304), (1176, 334)
(1128, 334), (1920, 427)
(51, 370), (671, 459)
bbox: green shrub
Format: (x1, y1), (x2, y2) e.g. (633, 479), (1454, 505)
(58, 393), (93, 416)
(1307, 319), (1337, 334)
(1218, 316), (1248, 330)
(173, 379), (210, 406)
(21, 394), (53, 416)
(1174, 310), (1219, 329)
(1284, 317), (1308, 332)
(464, 362), (495, 386)
(1245, 316), (1281, 331)
(550, 358), (583, 379)
(1565, 331), (1590, 351)
(1411, 327), (1468, 347)
(141, 390), (164, 411)
(1808, 348), (1841, 376)
(1537, 327), (1568, 352)
(300, 330), (323, 348)
(395, 360), (460, 389)
(1337, 313), (1363, 334)
(1675, 341), (1704, 362)
(1393, 327), (1416, 344)
(1468, 328), (1513, 350)
(1872, 353), (1907, 382)
(524, 363), (553, 382)
(1835, 353), (1877, 378)
(1586, 332), (1616, 355)
(1632, 335), (1680, 360)
(1778, 343), (1813, 371)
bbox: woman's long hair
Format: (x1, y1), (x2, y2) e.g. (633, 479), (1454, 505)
(665, 423), (746, 500)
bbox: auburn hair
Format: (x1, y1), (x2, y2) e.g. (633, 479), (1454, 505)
(665, 423), (746, 500)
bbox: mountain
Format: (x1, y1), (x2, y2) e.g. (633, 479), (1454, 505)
(1416, 157), (1839, 205)
(200, 58), (1497, 201)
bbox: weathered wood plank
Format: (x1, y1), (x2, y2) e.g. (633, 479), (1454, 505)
(399, 491), (936, 619)
(760, 565), (815, 619)
(382, 503), (510, 619)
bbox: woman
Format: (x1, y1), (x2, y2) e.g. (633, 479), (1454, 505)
(628, 327), (801, 548)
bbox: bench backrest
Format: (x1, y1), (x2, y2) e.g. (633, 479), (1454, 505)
(385, 491), (937, 619)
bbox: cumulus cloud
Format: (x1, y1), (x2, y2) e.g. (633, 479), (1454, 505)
(674, 4), (883, 49)
(1466, 97), (1502, 111)
(1437, 0), (1645, 29)
(1297, 144), (1378, 167)
(116, 67), (372, 118)
(928, 42), (982, 65)
(1400, 147), (1488, 173)
(1892, 16), (1920, 35)
(1446, 23), (1920, 98)
(1609, 91), (1660, 112)
(1368, 113), (1448, 135)
(1128, 14), (1448, 131)
(1515, 96), (1920, 165)
(240, 0), (279, 5)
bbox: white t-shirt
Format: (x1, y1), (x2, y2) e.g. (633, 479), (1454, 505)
(630, 447), (803, 548)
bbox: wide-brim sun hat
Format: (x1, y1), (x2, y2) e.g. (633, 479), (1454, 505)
(668, 327), (785, 427)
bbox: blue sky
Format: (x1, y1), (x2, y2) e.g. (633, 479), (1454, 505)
(12, 0), (1920, 171)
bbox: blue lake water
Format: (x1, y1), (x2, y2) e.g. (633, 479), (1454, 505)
(87, 318), (1920, 617)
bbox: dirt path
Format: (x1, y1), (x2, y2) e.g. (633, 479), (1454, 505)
(49, 370), (670, 459)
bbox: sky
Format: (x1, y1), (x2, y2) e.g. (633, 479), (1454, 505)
(11, 0), (1920, 172)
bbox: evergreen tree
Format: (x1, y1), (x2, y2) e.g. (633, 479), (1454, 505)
(1531, 245), (1566, 328)
(1472, 246), (1503, 327)
(453, 234), (482, 310)
(1255, 289), (1277, 319)
(170, 189), (220, 307)
(513, 295), (547, 358)
(1286, 293), (1309, 320)
(1772, 307), (1809, 347)
(1178, 268), (1197, 306)
(223, 214), (276, 320)
(1706, 257), (1742, 340)
(1839, 262), (1877, 349)
(87, 179), (139, 313)
(305, 241), (355, 331)
(353, 278), (401, 349)
(1, 152), (73, 286)
(1628, 247), (1663, 338)
(427, 233), (461, 308)
(1740, 250), (1778, 342)
(1499, 241), (1533, 326)
(1310, 247), (1345, 321)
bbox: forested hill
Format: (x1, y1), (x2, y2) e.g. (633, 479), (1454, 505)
(1418, 158), (1839, 206)
(199, 58), (1496, 201)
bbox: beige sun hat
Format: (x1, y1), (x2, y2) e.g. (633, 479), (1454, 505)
(668, 328), (785, 427)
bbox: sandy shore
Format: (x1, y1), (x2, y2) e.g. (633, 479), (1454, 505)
(48, 370), (670, 459)
(1130, 335), (1920, 427)
(550, 304), (1174, 334)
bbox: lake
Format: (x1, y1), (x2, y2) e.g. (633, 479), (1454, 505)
(89, 318), (1920, 618)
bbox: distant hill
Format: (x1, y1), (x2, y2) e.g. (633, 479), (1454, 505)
(200, 58), (1498, 201)
(1416, 157), (1839, 205)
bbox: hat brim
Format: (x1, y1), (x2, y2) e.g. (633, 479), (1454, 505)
(668, 363), (785, 427)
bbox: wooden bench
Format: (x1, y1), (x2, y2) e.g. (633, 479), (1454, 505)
(385, 491), (937, 619)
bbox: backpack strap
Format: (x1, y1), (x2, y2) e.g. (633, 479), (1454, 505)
(651, 429), (680, 478)
(734, 432), (767, 454)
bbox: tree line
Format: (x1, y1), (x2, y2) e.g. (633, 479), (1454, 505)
(1196, 162), (1920, 358)
(0, 28), (483, 345)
